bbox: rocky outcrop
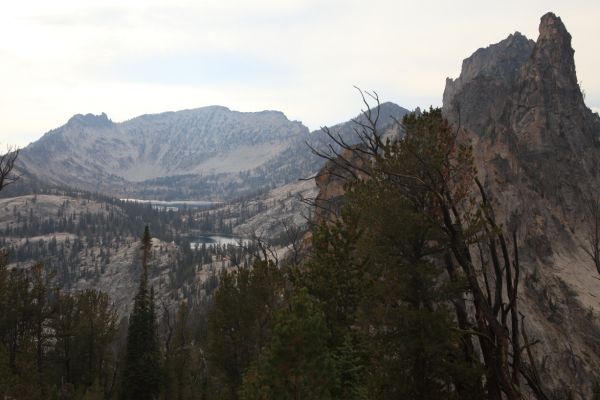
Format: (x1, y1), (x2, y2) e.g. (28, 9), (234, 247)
(66, 112), (114, 128)
(313, 147), (365, 224)
(444, 12), (600, 398)
(443, 31), (535, 136)
(311, 12), (600, 398)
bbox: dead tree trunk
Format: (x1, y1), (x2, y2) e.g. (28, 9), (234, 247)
(309, 91), (547, 399)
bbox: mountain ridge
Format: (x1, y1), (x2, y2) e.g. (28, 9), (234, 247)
(16, 102), (407, 200)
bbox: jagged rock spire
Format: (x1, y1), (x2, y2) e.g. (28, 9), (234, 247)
(529, 12), (577, 88)
(444, 11), (593, 147)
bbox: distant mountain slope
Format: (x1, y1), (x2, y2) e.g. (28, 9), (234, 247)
(18, 106), (306, 198)
(258, 101), (410, 182)
(17, 103), (408, 200)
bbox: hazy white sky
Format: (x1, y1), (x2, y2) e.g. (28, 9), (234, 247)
(1, 0), (599, 148)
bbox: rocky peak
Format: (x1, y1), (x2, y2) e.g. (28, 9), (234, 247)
(444, 11), (598, 146)
(66, 112), (113, 128)
(457, 31), (534, 85)
(529, 12), (576, 88)
(443, 11), (599, 220)
(443, 32), (534, 134)
(439, 14), (600, 397)
(511, 12), (598, 155)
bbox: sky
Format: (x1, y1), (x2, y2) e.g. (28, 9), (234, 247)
(1, 0), (599, 148)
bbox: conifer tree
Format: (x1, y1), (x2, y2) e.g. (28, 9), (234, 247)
(207, 260), (283, 400)
(298, 211), (369, 399)
(300, 210), (366, 344)
(240, 289), (337, 400)
(121, 226), (161, 400)
(594, 378), (600, 400)
(163, 301), (206, 400)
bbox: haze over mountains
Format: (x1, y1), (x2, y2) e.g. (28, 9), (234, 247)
(15, 102), (408, 200)
(4, 10), (600, 399)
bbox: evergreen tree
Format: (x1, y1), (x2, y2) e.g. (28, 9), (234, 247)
(342, 111), (485, 399)
(121, 226), (161, 400)
(207, 260), (283, 400)
(163, 301), (205, 400)
(295, 108), (485, 399)
(240, 289), (337, 400)
(297, 211), (369, 399)
(300, 210), (366, 344)
(0, 252), (42, 399)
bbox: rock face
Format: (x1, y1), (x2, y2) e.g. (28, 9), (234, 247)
(443, 32), (535, 136)
(444, 12), (600, 398)
(311, 12), (600, 398)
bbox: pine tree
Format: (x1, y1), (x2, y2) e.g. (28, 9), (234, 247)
(207, 260), (283, 400)
(298, 212), (369, 399)
(300, 210), (366, 344)
(593, 377), (600, 400)
(343, 129), (484, 399)
(240, 289), (337, 400)
(121, 226), (161, 400)
(295, 108), (485, 399)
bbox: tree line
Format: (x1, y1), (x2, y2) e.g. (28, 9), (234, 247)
(0, 254), (118, 398)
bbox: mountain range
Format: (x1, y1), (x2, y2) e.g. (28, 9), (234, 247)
(4, 10), (600, 398)
(15, 102), (408, 200)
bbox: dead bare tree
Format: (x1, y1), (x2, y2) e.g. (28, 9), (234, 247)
(253, 235), (278, 266)
(307, 91), (547, 399)
(161, 300), (174, 357)
(0, 147), (19, 192)
(280, 218), (303, 266)
(582, 194), (600, 275)
(234, 232), (279, 267)
(306, 87), (384, 186)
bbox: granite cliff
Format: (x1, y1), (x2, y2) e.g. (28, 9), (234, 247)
(442, 13), (600, 396)
(313, 12), (600, 398)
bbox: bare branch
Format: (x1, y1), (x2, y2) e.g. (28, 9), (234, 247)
(0, 147), (20, 191)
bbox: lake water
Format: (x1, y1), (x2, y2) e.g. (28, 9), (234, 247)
(190, 235), (249, 249)
(120, 198), (222, 211)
